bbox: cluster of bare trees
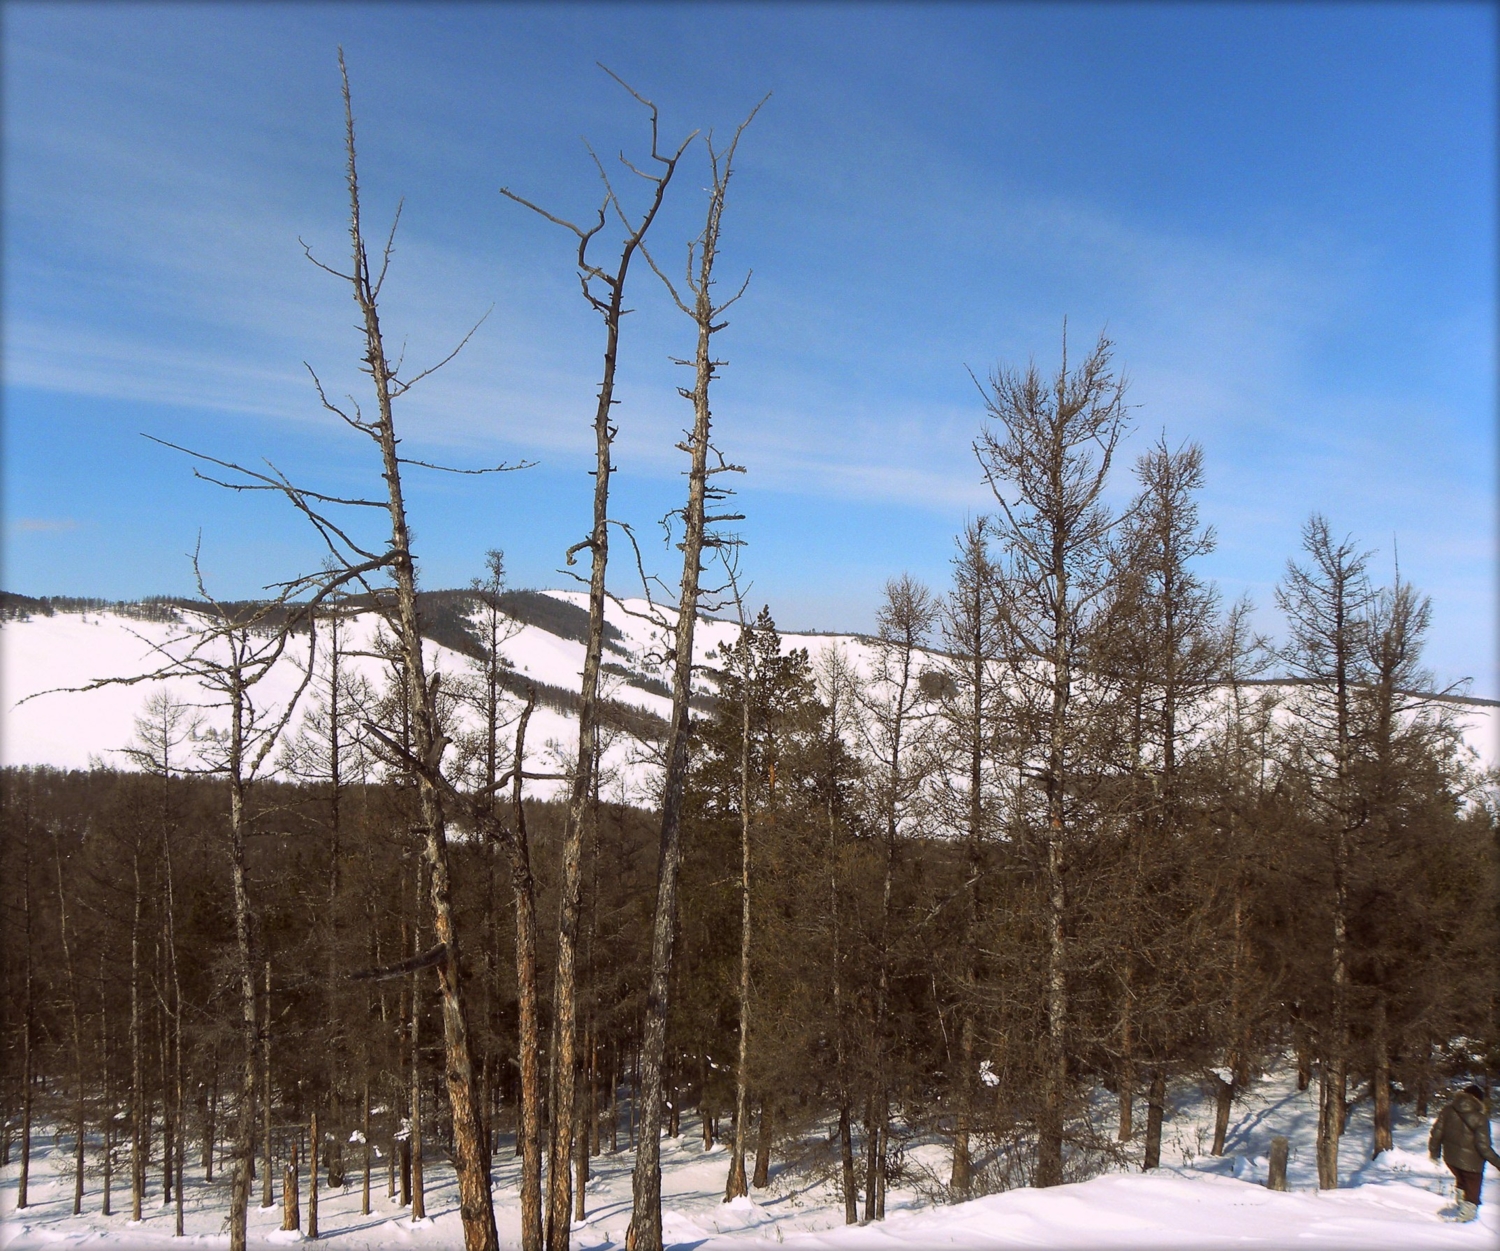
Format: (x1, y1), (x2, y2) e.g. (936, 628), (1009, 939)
(2, 52), (1497, 1251)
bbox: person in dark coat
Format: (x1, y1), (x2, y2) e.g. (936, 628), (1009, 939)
(1429, 1083), (1500, 1222)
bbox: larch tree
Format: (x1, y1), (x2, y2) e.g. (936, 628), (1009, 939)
(932, 519), (1005, 1197)
(974, 329), (1131, 1188)
(858, 574), (937, 1220)
(1275, 514), (1376, 1190)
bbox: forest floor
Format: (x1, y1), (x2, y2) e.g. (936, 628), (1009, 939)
(3, 1061), (1497, 1249)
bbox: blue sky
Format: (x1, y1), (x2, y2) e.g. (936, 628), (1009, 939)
(4, 2), (1495, 695)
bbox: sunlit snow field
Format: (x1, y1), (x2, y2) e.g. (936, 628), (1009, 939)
(3, 1062), (1498, 1249)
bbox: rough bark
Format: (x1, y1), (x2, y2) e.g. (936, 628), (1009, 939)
(1143, 1070), (1165, 1171)
(752, 1102), (772, 1189)
(1210, 1074), (1233, 1157)
(838, 1103), (856, 1225)
(282, 1140), (300, 1232)
(1372, 994), (1392, 1157)
(309, 1110), (320, 1239)
(262, 962), (274, 1209)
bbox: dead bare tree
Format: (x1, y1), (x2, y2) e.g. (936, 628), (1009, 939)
(502, 73), (694, 1251)
(625, 99), (762, 1251)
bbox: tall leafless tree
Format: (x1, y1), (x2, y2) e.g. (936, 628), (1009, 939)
(626, 101), (761, 1251)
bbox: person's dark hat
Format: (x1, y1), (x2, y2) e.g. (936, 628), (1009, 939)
(1463, 1083), (1485, 1101)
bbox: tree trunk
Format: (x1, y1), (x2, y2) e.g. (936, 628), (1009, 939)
(283, 1139), (300, 1232)
(132, 848), (147, 1222)
(203, 1050), (218, 1181)
(863, 1094), (878, 1221)
(499, 106), (688, 1251)
(752, 1101), (772, 1189)
(53, 833), (87, 1216)
(411, 873), (426, 1223)
(1210, 1074), (1233, 1156)
(950, 1013), (973, 1198)
(726, 673), (754, 1202)
(1143, 1070), (1165, 1170)
(228, 767), (257, 1251)
(590, 1035), (601, 1158)
(399, 1135), (411, 1207)
(1118, 964), (1135, 1141)
(309, 1110), (320, 1239)
(262, 962), (274, 1208)
(101, 967), (113, 1217)
(838, 1102), (856, 1225)
(1372, 994), (1392, 1157)
(1037, 825), (1068, 1188)
(1267, 1136), (1289, 1191)
(1316, 838), (1349, 1190)
(574, 1081), (588, 1222)
(18, 831), (34, 1211)
(506, 696), (545, 1251)
(362, 1080), (372, 1216)
(701, 1054), (714, 1151)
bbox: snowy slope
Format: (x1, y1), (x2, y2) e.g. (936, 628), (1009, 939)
(0, 595), (881, 803)
(3, 595), (1496, 795)
(3, 1060), (1496, 1249)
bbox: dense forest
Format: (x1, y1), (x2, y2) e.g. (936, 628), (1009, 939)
(3, 55), (1497, 1251)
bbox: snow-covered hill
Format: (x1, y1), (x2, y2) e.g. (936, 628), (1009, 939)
(3, 592), (1495, 796)
(0, 591), (883, 803)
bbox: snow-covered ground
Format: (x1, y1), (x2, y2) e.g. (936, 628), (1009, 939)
(4, 1062), (1497, 1248)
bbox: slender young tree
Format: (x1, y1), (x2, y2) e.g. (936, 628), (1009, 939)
(721, 581), (758, 1203)
(934, 520), (1005, 1197)
(860, 574), (937, 1220)
(814, 646), (864, 1224)
(51, 827), (87, 1216)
